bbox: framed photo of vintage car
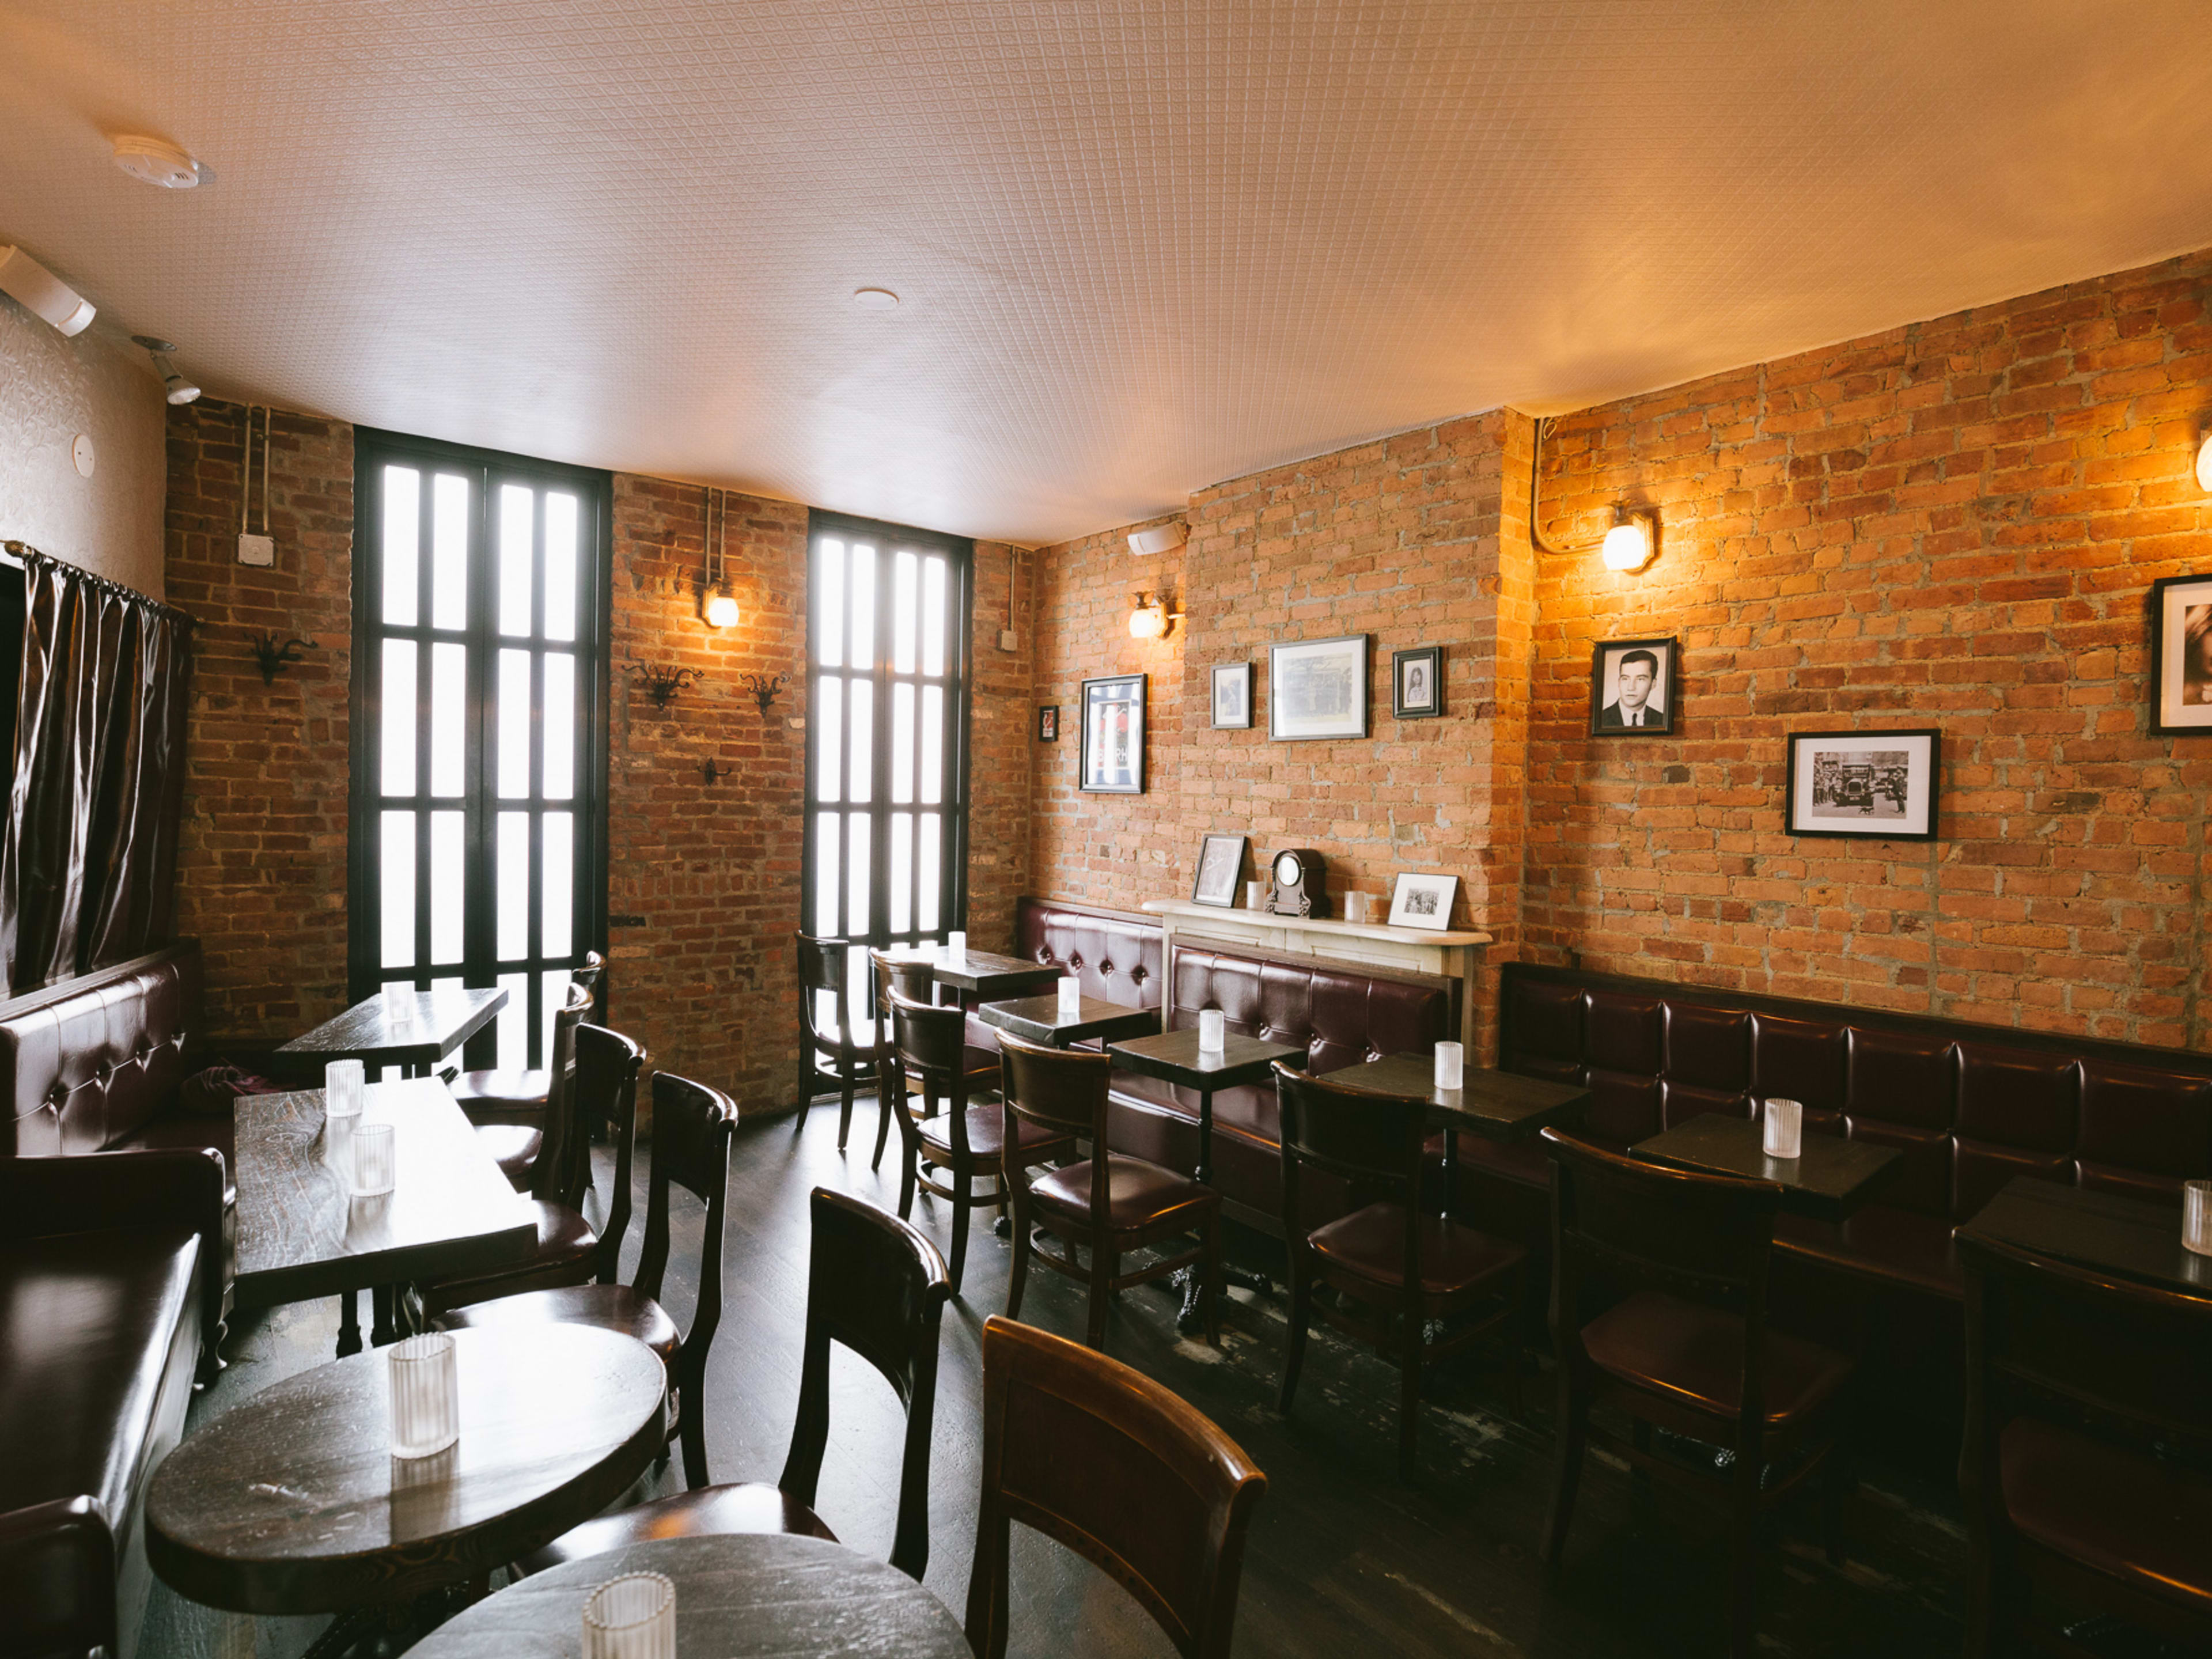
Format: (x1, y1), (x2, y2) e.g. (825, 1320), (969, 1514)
(1079, 675), (1146, 793)
(1269, 635), (1368, 741)
(1785, 728), (1941, 841)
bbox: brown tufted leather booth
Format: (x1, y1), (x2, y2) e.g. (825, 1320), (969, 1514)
(1, 946), (206, 1160)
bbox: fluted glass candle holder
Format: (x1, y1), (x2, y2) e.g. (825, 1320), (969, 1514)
(946, 930), (967, 964)
(1198, 1009), (1226, 1052)
(325, 1059), (364, 1121)
(1434, 1041), (1464, 1091)
(1056, 975), (1082, 1018)
(1763, 1097), (1804, 1160)
(582, 1572), (676, 1659)
(383, 982), (414, 1026)
(353, 1122), (396, 1195)
(388, 1332), (459, 1459)
(1245, 879), (1267, 910)
(2186, 1180), (2212, 1258)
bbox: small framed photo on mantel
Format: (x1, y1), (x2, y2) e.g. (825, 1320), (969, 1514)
(1392, 646), (1443, 719)
(1786, 728), (1941, 841)
(2149, 571), (2212, 735)
(1590, 636), (1677, 736)
(1388, 870), (1460, 931)
(1079, 674), (1146, 793)
(1191, 833), (1248, 908)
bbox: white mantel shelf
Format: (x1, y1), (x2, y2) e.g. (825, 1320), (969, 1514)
(1141, 900), (1492, 1050)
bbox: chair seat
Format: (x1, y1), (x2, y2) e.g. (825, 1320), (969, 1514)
(473, 1122), (543, 1188)
(1580, 1290), (1853, 1428)
(421, 1200), (598, 1309)
(1308, 1202), (1524, 1297)
(2001, 1416), (2212, 1615)
(434, 1282), (678, 1363)
(450, 1067), (552, 1116)
(1032, 1154), (1212, 1229)
(519, 1480), (838, 1575)
(919, 1104), (1068, 1163)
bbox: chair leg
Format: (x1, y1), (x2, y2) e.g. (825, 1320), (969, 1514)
(897, 1141), (918, 1221)
(679, 1386), (710, 1490)
(1085, 1245), (1116, 1350)
(1278, 1257), (1312, 1413)
(1820, 1440), (1851, 1566)
(1202, 1209), (1221, 1348)
(1006, 1194), (1033, 1321)
(793, 1047), (811, 1132)
(1726, 1445), (1764, 1658)
(1541, 1368), (1586, 1570)
(872, 1081), (895, 1171)
(1398, 1312), (1423, 1480)
(948, 1171), (972, 1294)
(836, 1071), (854, 1150)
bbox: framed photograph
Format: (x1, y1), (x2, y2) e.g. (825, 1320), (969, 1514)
(2149, 572), (2212, 735)
(1210, 662), (1252, 729)
(1191, 833), (1248, 908)
(1269, 634), (1369, 741)
(1388, 870), (1459, 931)
(1392, 646), (1443, 719)
(1036, 704), (1059, 742)
(1079, 674), (1146, 793)
(1589, 636), (1678, 736)
(1786, 728), (1942, 841)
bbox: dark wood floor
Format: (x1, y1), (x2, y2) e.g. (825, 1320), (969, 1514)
(145, 1094), (1975, 1657)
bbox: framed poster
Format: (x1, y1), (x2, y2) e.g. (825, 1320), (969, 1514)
(1392, 646), (1442, 719)
(1269, 634), (1369, 741)
(1388, 870), (1459, 931)
(1037, 704), (1059, 741)
(1589, 636), (1677, 736)
(2149, 571), (2212, 734)
(1079, 674), (1146, 793)
(1786, 728), (1941, 841)
(1211, 662), (1252, 729)
(1191, 833), (1248, 907)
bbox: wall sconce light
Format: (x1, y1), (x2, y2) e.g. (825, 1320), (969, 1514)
(632, 662), (702, 710)
(2195, 430), (2212, 493)
(250, 633), (312, 685)
(132, 335), (200, 404)
(741, 671), (790, 714)
(1128, 592), (1180, 641)
(700, 486), (738, 628)
(1601, 510), (1658, 573)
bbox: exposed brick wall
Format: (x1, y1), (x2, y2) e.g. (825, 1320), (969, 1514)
(165, 399), (355, 1039)
(967, 540), (1033, 951)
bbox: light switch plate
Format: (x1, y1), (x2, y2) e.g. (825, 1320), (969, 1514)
(998, 627), (1019, 652)
(237, 533), (274, 566)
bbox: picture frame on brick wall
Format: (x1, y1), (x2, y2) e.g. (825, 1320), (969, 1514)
(1037, 704), (1058, 741)
(1392, 646), (1442, 719)
(1210, 662), (1252, 729)
(1270, 634), (1368, 741)
(1786, 728), (1941, 841)
(1589, 636), (1677, 736)
(2148, 571), (2212, 736)
(1079, 673), (1146, 793)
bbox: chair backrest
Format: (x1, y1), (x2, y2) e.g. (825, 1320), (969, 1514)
(1000, 1029), (1111, 1140)
(872, 949), (935, 1016)
(965, 1316), (1267, 1659)
(888, 988), (969, 1086)
(525, 983), (594, 1202)
(636, 1070), (739, 1399)
(781, 1187), (952, 1580)
(796, 933), (854, 1054)
(571, 948), (607, 1021)
(569, 1022), (646, 1264)
(1272, 1062), (1428, 1198)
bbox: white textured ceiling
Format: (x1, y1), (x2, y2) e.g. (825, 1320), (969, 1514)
(5, 1), (2212, 546)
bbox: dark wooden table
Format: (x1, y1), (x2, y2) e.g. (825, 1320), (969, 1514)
(1956, 1176), (2212, 1293)
(233, 1077), (536, 1354)
(276, 986), (507, 1077)
(982, 993), (1159, 1048)
(146, 1325), (666, 1635)
(884, 944), (1065, 1002)
(1633, 1113), (1903, 1222)
(403, 1533), (971, 1657)
(1321, 1054), (1592, 1208)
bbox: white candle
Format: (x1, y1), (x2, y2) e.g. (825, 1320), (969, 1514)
(388, 1332), (459, 1459)
(582, 1572), (676, 1659)
(324, 1058), (364, 1119)
(1245, 879), (1267, 910)
(1433, 1041), (1463, 1090)
(2186, 1180), (2211, 1257)
(1763, 1097), (1804, 1160)
(353, 1122), (396, 1195)
(1199, 1009), (1226, 1052)
(383, 982), (413, 1025)
(1056, 975), (1082, 1018)
(946, 930), (967, 964)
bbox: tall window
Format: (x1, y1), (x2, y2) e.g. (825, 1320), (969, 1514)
(803, 513), (972, 987)
(349, 430), (609, 1073)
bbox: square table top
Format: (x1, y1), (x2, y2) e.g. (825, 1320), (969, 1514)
(1632, 1113), (1903, 1222)
(276, 986), (507, 1069)
(1320, 1054), (1592, 1144)
(1109, 1027), (1304, 1091)
(882, 945), (1064, 998)
(981, 994), (1160, 1048)
(232, 1076), (536, 1311)
(1956, 1176), (2211, 1295)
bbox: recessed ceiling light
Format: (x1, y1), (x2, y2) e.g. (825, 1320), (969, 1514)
(852, 287), (899, 309)
(112, 135), (201, 189)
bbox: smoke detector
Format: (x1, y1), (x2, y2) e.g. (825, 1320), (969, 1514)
(112, 136), (201, 190)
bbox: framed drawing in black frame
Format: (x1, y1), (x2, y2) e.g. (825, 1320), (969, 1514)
(1191, 832), (1247, 907)
(1079, 673), (1146, 793)
(2148, 571), (2212, 735)
(1037, 704), (1058, 741)
(1785, 728), (1941, 841)
(1269, 634), (1368, 741)
(1392, 646), (1442, 719)
(1589, 636), (1677, 736)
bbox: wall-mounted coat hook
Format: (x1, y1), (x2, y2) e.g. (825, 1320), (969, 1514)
(699, 756), (728, 785)
(741, 672), (790, 715)
(251, 633), (312, 685)
(632, 663), (702, 710)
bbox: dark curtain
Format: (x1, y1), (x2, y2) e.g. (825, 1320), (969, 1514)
(0, 551), (192, 993)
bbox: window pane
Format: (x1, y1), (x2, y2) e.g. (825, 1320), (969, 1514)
(542, 812), (573, 959)
(499, 483), (534, 637)
(816, 537), (846, 668)
(921, 685), (944, 805)
(381, 639), (416, 795)
(889, 810), (912, 934)
(543, 653), (575, 800)
(433, 474), (469, 630)
(813, 812), (839, 936)
(382, 466), (419, 626)
(844, 812), (871, 937)
(430, 643), (464, 797)
(891, 681), (914, 804)
(813, 677), (842, 805)
(429, 811), (464, 965)
(544, 493), (577, 642)
(495, 969), (529, 1072)
(848, 542), (876, 669)
(848, 681), (872, 804)
(497, 811), (529, 961)
(381, 810), (416, 968)
(892, 550), (918, 673)
(498, 649), (531, 798)
(922, 556), (947, 676)
(917, 813), (940, 933)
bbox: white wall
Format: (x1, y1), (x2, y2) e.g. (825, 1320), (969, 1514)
(0, 294), (165, 596)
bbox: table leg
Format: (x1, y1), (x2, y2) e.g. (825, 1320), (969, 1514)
(338, 1291), (363, 1357)
(1442, 1126), (1460, 1214)
(1174, 1086), (1268, 1330)
(370, 1285), (399, 1346)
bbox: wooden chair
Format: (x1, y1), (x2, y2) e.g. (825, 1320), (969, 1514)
(449, 954), (605, 1162)
(868, 948), (957, 1173)
(965, 1316), (1267, 1659)
(999, 1029), (1218, 1352)
(1540, 1127), (1854, 1659)
(436, 1069), (736, 1486)
(794, 933), (876, 1149)
(885, 989), (1066, 1294)
(1274, 1062), (1525, 1478)
(518, 1187), (953, 1580)
(1959, 1232), (2212, 1656)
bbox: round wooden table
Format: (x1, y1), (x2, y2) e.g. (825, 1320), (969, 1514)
(146, 1324), (666, 1618)
(405, 1533), (972, 1657)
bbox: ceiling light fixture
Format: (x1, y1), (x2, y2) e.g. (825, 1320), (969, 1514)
(701, 486), (738, 628)
(132, 336), (200, 404)
(112, 135), (201, 189)
(1530, 415), (1660, 575)
(0, 245), (95, 335)
(852, 287), (899, 309)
